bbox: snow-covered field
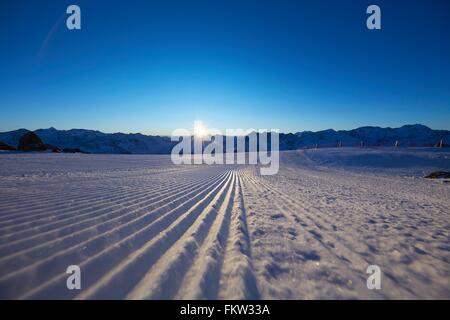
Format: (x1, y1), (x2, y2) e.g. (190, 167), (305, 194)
(0, 148), (449, 299)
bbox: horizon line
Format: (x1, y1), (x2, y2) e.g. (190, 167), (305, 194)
(1, 123), (449, 137)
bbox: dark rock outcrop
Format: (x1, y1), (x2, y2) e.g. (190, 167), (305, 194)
(424, 171), (450, 179)
(18, 132), (46, 151)
(16, 132), (65, 153)
(62, 148), (89, 154)
(434, 140), (448, 148)
(15, 131), (89, 153)
(0, 141), (16, 151)
(45, 144), (61, 153)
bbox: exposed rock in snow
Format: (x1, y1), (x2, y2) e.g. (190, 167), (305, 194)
(17, 132), (46, 151)
(0, 141), (16, 151)
(62, 148), (89, 154)
(425, 171), (450, 179)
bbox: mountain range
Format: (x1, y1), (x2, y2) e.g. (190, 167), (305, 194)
(0, 125), (448, 154)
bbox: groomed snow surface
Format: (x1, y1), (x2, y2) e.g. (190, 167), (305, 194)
(0, 148), (449, 299)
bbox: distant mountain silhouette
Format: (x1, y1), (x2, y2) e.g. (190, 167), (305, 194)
(0, 128), (176, 154)
(0, 124), (448, 154)
(288, 124), (450, 149)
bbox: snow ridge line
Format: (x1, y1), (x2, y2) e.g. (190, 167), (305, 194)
(0, 164), (205, 213)
(0, 167), (205, 223)
(0, 166), (198, 205)
(173, 172), (237, 299)
(72, 171), (234, 300)
(0, 176), (170, 216)
(0, 170), (228, 266)
(18, 170), (232, 299)
(126, 171), (237, 299)
(217, 171), (260, 299)
(0, 170), (231, 299)
(0, 169), (224, 247)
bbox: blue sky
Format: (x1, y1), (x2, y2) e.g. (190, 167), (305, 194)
(1, 0), (449, 134)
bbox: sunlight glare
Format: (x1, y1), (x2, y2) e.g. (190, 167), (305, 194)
(194, 120), (208, 138)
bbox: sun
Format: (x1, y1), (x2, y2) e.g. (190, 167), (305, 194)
(193, 120), (208, 138)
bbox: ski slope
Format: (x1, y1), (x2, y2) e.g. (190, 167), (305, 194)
(0, 149), (449, 299)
